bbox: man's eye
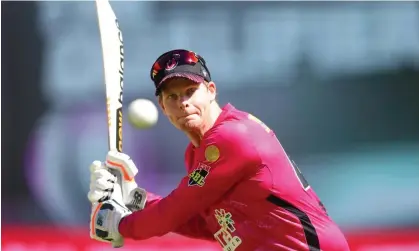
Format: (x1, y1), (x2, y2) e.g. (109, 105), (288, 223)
(167, 94), (176, 100)
(186, 88), (196, 96)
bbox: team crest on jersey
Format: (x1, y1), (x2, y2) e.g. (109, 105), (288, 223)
(214, 209), (242, 251)
(188, 163), (211, 187)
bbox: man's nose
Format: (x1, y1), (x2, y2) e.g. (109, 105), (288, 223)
(179, 96), (190, 110)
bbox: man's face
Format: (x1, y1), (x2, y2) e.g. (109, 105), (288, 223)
(158, 78), (216, 132)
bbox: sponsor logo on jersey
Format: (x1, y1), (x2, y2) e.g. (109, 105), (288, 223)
(205, 145), (220, 163)
(214, 209), (242, 251)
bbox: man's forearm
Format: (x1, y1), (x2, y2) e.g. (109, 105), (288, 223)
(118, 202), (174, 240)
(173, 215), (215, 241)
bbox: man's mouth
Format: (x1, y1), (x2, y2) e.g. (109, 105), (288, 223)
(178, 113), (197, 121)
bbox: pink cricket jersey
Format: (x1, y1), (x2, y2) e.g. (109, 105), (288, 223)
(119, 103), (350, 251)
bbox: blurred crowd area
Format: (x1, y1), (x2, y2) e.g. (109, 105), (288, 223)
(2, 2), (419, 251)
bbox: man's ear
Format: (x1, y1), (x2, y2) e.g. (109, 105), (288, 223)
(206, 81), (217, 100)
(157, 96), (167, 115)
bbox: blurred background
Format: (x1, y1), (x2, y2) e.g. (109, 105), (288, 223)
(2, 1), (419, 251)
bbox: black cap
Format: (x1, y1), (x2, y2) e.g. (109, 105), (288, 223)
(150, 49), (211, 96)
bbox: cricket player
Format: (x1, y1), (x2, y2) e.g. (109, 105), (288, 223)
(88, 49), (350, 250)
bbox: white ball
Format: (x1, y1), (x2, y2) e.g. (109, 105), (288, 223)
(127, 99), (158, 129)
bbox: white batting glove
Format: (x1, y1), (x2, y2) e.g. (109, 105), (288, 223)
(88, 160), (116, 203)
(88, 159), (130, 248)
(106, 151), (147, 211)
(90, 198), (131, 247)
(87, 151), (147, 211)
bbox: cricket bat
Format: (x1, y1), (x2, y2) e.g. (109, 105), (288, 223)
(95, 0), (124, 154)
(95, 0), (124, 247)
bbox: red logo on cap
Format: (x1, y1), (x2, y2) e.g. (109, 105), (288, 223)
(166, 58), (178, 71)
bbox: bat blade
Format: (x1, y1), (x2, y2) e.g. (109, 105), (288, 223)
(95, 0), (125, 248)
(96, 0), (124, 153)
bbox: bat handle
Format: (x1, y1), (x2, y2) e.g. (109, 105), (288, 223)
(112, 238), (124, 248)
(108, 169), (125, 248)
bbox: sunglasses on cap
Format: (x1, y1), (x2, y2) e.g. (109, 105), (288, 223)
(150, 49), (211, 95)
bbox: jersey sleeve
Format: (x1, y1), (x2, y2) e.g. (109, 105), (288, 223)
(144, 191), (214, 240)
(172, 215), (215, 241)
(118, 123), (259, 240)
(144, 191), (162, 207)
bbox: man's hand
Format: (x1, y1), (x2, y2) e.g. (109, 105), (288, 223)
(89, 163), (128, 247)
(87, 151), (147, 211)
(88, 160), (116, 203)
(90, 199), (131, 247)
(106, 151), (147, 211)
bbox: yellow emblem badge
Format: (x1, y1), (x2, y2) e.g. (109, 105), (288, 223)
(205, 145), (220, 162)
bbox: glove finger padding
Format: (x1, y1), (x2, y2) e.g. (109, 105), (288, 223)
(88, 189), (110, 203)
(88, 168), (118, 203)
(92, 176), (115, 191)
(106, 151), (138, 182)
(90, 160), (107, 173)
(91, 169), (117, 182)
(88, 176), (124, 204)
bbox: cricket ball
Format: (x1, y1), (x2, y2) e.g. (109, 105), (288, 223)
(127, 98), (158, 129)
